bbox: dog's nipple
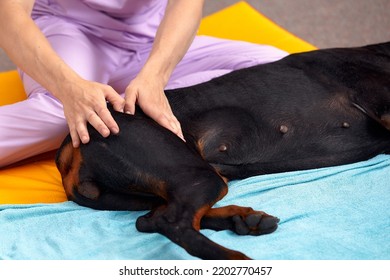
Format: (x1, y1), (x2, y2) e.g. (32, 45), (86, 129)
(342, 122), (350, 128)
(279, 125), (288, 134)
(219, 144), (228, 152)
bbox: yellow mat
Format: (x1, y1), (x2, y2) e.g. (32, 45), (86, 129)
(0, 1), (316, 204)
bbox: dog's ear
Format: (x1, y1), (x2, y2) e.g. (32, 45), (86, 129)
(77, 181), (101, 200)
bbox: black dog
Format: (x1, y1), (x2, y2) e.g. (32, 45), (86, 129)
(56, 42), (390, 260)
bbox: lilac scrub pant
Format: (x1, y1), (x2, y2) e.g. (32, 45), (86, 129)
(0, 0), (288, 167)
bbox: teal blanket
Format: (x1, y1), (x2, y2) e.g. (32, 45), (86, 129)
(1, 155), (389, 260)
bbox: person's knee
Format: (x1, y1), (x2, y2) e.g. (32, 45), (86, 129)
(231, 43), (288, 68)
(0, 94), (68, 167)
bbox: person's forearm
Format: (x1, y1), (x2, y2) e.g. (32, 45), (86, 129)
(0, 0), (82, 99)
(140, 0), (204, 84)
(0, 1), (124, 147)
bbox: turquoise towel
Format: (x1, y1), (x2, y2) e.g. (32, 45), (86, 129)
(1, 155), (389, 260)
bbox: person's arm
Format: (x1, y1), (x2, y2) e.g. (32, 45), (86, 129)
(125, 0), (205, 140)
(0, 0), (124, 147)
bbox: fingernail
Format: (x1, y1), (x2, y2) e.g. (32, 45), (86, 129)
(81, 136), (89, 144)
(98, 128), (109, 138)
(112, 127), (119, 134)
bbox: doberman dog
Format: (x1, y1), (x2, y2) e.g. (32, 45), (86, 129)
(56, 42), (390, 260)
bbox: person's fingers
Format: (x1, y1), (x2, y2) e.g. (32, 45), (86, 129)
(167, 117), (184, 140)
(105, 86), (125, 113)
(93, 104), (119, 135)
(75, 117), (92, 145)
(173, 118), (184, 141)
(68, 122), (81, 148)
(124, 78), (184, 140)
(148, 106), (184, 141)
(59, 81), (124, 146)
(66, 102), (118, 147)
(86, 109), (111, 136)
(124, 87), (137, 115)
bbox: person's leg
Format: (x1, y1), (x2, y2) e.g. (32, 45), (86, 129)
(109, 35), (288, 93)
(0, 94), (67, 167)
(0, 17), (121, 168)
(166, 36), (289, 89)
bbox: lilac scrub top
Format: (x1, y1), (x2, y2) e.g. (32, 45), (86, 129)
(32, 0), (168, 48)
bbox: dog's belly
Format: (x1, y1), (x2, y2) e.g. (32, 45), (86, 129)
(182, 105), (390, 179)
(165, 44), (390, 179)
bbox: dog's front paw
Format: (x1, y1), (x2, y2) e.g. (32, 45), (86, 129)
(232, 212), (279, 236)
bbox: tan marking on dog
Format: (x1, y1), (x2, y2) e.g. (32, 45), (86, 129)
(192, 183), (228, 231)
(204, 205), (256, 219)
(195, 137), (207, 159)
(57, 143), (82, 199)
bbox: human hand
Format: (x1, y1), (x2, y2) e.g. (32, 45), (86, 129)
(124, 74), (184, 140)
(58, 79), (125, 148)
